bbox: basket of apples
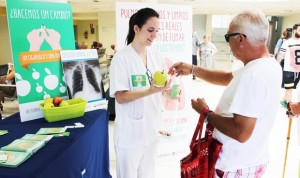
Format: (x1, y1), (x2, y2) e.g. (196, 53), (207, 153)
(40, 97), (87, 122)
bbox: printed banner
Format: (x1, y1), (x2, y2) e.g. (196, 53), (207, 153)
(116, 2), (195, 168)
(60, 49), (106, 111)
(6, 0), (75, 122)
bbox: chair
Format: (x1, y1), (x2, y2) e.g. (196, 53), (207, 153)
(0, 64), (17, 112)
(0, 64), (8, 76)
(97, 48), (106, 59)
(0, 64), (8, 111)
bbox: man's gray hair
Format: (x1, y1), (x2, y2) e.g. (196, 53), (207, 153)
(231, 9), (269, 45)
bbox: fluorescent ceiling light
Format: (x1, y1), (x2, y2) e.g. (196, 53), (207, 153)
(232, 0), (287, 2)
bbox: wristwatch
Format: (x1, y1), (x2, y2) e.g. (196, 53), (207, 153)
(201, 107), (213, 123)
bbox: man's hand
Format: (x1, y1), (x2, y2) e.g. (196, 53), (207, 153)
(287, 102), (300, 116)
(168, 62), (192, 77)
(191, 98), (208, 114)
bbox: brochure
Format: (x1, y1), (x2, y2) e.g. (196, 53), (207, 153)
(0, 130), (8, 136)
(21, 134), (53, 142)
(0, 151), (31, 168)
(36, 127), (67, 135)
(1, 139), (45, 154)
(53, 132), (70, 137)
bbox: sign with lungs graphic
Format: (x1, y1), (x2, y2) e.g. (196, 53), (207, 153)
(6, 0), (74, 122)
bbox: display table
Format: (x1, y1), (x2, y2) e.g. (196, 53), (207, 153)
(0, 109), (112, 178)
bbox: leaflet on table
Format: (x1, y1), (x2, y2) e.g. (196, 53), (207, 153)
(53, 132), (70, 137)
(1, 139), (45, 154)
(21, 134), (53, 142)
(64, 122), (85, 129)
(36, 127), (67, 135)
(0, 130), (8, 136)
(0, 151), (31, 168)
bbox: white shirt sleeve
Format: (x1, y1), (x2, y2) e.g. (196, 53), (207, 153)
(109, 53), (130, 98)
(229, 73), (268, 118)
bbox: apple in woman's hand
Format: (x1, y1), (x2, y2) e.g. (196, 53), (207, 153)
(153, 70), (167, 87)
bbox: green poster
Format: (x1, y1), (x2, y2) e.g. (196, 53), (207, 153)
(6, 0), (75, 122)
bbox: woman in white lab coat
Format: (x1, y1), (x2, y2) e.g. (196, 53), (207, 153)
(109, 8), (168, 178)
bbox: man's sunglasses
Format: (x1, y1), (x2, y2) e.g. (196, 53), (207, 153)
(224, 33), (247, 42)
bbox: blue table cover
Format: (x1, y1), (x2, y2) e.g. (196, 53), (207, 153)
(0, 109), (112, 178)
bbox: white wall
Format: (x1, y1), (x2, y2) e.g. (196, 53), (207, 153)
(206, 14), (212, 37)
(98, 11), (116, 56)
(282, 13), (300, 32)
(193, 14), (206, 41)
(75, 20), (98, 49)
(0, 16), (12, 65)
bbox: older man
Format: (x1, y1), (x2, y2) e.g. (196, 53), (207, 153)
(169, 10), (282, 178)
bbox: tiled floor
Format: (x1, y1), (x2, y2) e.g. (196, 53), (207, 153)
(1, 60), (300, 178)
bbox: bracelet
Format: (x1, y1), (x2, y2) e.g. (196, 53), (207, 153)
(190, 65), (194, 75)
(201, 107), (213, 123)
(204, 111), (213, 123)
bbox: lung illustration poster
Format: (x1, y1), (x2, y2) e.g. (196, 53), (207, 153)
(60, 49), (106, 112)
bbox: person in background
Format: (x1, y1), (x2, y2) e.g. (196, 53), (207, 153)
(169, 9), (281, 178)
(111, 44), (116, 54)
(109, 8), (168, 178)
(91, 41), (98, 49)
(274, 30), (289, 59)
(276, 24), (300, 106)
(75, 41), (81, 49)
(81, 42), (88, 49)
(97, 42), (103, 49)
(192, 28), (199, 80)
(199, 35), (217, 69)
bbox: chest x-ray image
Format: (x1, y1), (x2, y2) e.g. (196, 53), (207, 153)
(62, 60), (104, 101)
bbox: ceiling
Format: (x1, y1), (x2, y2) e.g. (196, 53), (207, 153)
(1, 0), (300, 17)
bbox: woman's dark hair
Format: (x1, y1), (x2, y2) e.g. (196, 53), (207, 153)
(283, 31), (290, 39)
(91, 41), (98, 49)
(126, 8), (159, 45)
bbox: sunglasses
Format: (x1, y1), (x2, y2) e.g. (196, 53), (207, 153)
(224, 33), (247, 42)
(146, 68), (153, 85)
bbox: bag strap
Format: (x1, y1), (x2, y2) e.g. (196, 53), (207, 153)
(189, 113), (205, 150)
(189, 108), (215, 150)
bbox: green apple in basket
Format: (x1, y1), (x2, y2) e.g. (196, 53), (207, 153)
(59, 101), (69, 107)
(44, 102), (54, 109)
(153, 70), (167, 87)
(44, 97), (53, 104)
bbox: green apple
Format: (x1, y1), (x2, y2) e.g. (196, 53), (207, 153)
(59, 101), (69, 107)
(153, 70), (167, 87)
(44, 98), (53, 104)
(44, 102), (54, 109)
